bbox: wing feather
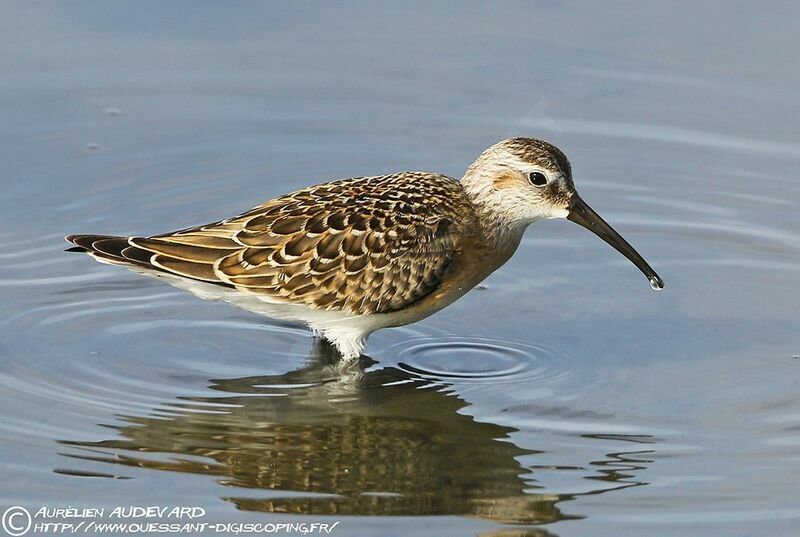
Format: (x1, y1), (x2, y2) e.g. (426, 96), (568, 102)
(68, 172), (476, 315)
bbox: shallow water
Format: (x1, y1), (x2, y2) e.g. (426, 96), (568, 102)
(1, 3), (799, 536)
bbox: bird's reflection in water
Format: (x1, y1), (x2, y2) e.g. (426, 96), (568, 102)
(58, 341), (652, 526)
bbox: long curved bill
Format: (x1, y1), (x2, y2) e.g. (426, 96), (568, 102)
(567, 195), (664, 290)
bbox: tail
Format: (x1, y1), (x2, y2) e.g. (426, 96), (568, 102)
(64, 234), (234, 288)
(65, 234), (156, 268)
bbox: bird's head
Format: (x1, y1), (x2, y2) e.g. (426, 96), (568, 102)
(462, 137), (664, 290)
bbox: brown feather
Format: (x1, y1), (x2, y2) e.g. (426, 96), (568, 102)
(68, 172), (478, 315)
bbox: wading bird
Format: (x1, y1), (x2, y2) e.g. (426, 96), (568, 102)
(67, 138), (663, 359)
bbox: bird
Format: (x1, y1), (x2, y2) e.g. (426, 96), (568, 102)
(66, 137), (663, 360)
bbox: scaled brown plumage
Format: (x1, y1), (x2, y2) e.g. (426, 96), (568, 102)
(67, 172), (479, 316)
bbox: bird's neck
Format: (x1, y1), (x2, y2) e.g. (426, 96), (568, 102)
(460, 172), (532, 248)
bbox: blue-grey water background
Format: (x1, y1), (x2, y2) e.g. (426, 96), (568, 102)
(1, 2), (799, 536)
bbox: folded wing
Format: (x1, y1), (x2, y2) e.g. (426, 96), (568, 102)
(67, 173), (475, 315)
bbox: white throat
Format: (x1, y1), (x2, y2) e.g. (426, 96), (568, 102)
(459, 171), (540, 243)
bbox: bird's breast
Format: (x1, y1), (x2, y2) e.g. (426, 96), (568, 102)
(381, 231), (523, 327)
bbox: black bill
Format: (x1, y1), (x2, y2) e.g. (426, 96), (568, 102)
(567, 195), (664, 290)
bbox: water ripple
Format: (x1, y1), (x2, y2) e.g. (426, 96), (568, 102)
(518, 116), (800, 159)
(390, 336), (571, 386)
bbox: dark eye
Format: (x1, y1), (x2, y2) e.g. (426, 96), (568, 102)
(528, 171), (547, 187)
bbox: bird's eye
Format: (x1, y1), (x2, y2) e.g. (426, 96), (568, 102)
(528, 171), (547, 187)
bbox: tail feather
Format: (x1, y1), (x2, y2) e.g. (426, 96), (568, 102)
(64, 234), (233, 287)
(65, 234), (160, 271)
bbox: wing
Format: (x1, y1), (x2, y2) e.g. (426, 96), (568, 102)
(69, 173), (475, 315)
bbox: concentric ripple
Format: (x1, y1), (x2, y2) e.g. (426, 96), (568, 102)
(388, 336), (572, 386)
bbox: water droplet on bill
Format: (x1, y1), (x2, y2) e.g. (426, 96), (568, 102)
(649, 275), (664, 291)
